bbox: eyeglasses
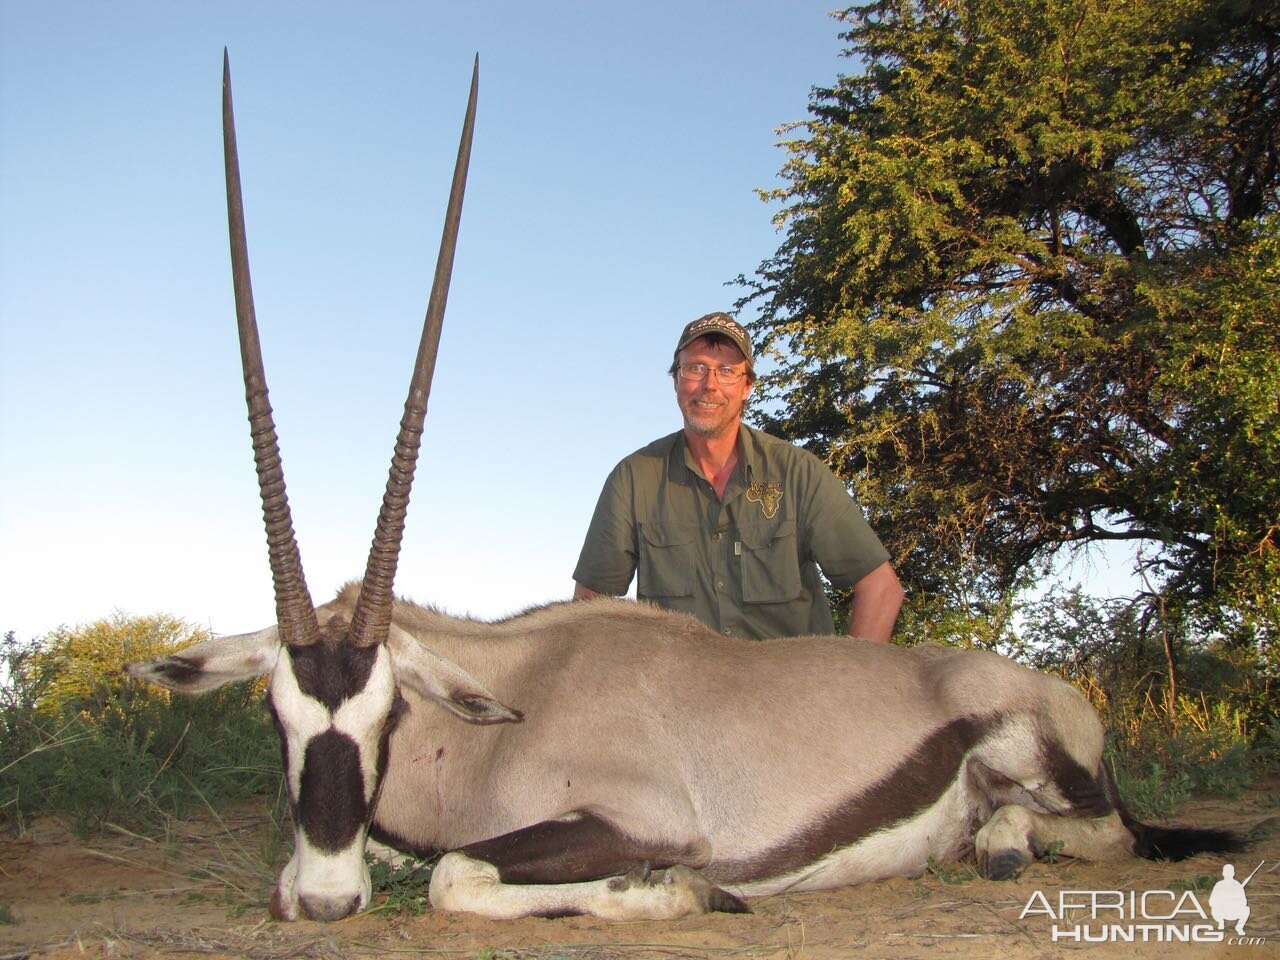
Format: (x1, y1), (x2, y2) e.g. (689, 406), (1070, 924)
(677, 362), (748, 385)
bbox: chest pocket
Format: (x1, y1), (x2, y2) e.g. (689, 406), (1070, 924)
(637, 521), (694, 598)
(739, 518), (802, 604)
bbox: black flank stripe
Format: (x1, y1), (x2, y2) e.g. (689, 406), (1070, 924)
(712, 715), (1000, 883)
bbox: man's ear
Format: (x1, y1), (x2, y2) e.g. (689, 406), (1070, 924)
(386, 625), (522, 725)
(124, 626), (280, 694)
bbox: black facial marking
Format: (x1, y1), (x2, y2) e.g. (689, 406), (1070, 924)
(267, 629), (403, 851)
(299, 730), (367, 853)
(373, 692), (407, 798)
(287, 638), (379, 712)
(265, 699), (293, 812)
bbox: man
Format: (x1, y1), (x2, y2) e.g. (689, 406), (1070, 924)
(573, 312), (904, 642)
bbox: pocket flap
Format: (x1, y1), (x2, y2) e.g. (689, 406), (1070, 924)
(737, 518), (796, 550)
(640, 521), (695, 548)
(638, 521), (695, 599)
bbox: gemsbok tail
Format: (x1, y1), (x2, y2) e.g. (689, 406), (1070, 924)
(1101, 761), (1243, 861)
(1124, 816), (1244, 862)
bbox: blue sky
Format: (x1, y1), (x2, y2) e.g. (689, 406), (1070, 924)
(0, 1), (852, 638)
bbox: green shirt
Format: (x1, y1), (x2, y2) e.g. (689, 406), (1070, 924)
(573, 426), (890, 639)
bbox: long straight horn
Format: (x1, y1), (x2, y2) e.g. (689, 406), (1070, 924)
(350, 57), (479, 648)
(223, 49), (320, 648)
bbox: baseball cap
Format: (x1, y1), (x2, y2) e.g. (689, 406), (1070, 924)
(673, 312), (754, 373)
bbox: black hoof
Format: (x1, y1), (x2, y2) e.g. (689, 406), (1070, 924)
(982, 851), (1028, 881)
(707, 887), (751, 914)
(664, 865), (753, 914)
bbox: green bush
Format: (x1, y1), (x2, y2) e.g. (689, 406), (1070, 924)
(1003, 586), (1274, 820)
(1105, 697), (1257, 821)
(1, 623), (279, 836)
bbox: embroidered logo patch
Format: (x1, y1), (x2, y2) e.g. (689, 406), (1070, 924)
(746, 481), (783, 519)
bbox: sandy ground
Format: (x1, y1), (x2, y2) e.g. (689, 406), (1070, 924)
(1, 782), (1276, 960)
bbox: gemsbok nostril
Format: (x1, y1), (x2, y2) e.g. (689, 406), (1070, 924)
(299, 892), (362, 922)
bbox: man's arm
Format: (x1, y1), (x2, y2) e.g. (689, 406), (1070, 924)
(846, 560), (904, 644)
(573, 458), (640, 600)
(573, 582), (605, 600)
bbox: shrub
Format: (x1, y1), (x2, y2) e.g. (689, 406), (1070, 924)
(1004, 587), (1275, 820)
(1, 619), (279, 836)
(1104, 694), (1256, 820)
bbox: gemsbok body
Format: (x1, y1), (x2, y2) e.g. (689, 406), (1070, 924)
(127, 53), (1239, 923)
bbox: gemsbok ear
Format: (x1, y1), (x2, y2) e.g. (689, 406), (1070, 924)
(124, 626), (281, 694)
(386, 625), (522, 725)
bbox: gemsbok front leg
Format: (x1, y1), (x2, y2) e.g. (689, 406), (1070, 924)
(426, 812), (748, 920)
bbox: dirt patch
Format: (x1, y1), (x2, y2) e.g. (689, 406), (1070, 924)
(1, 784), (1276, 960)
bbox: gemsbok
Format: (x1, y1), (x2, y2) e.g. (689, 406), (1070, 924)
(127, 52), (1240, 923)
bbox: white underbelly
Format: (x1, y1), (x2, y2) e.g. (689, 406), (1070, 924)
(727, 780), (975, 897)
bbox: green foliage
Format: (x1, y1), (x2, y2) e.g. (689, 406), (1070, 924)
(1104, 707), (1259, 822)
(1143, 218), (1280, 640)
(26, 612), (211, 716)
(1009, 586), (1277, 727)
(743, 0), (1280, 645)
(1, 622), (279, 836)
(1005, 588), (1272, 819)
(890, 583), (1018, 649)
(366, 854), (436, 915)
(924, 856), (981, 884)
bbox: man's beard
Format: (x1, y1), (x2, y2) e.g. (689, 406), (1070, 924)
(681, 395), (738, 437)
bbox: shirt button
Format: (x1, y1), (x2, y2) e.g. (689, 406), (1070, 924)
(716, 580), (725, 590)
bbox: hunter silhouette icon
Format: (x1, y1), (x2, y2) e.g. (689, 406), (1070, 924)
(1209, 861), (1264, 935)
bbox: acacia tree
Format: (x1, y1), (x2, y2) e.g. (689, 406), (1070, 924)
(745, 0), (1279, 649)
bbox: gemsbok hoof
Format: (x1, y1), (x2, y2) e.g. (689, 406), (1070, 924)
(979, 850), (1030, 881)
(662, 866), (751, 915)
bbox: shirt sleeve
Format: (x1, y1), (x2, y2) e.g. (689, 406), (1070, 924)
(800, 455), (890, 589)
(572, 459), (639, 595)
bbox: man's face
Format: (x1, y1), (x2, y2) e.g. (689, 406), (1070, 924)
(674, 338), (754, 440)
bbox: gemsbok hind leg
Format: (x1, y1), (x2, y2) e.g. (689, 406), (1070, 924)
(975, 805), (1134, 880)
(964, 698), (1129, 879)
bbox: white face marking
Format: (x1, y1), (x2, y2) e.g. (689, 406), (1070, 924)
(269, 659), (331, 801)
(268, 645), (398, 803)
(267, 643), (398, 921)
(333, 650), (398, 800)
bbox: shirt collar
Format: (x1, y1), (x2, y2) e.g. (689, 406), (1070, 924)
(668, 424), (760, 488)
